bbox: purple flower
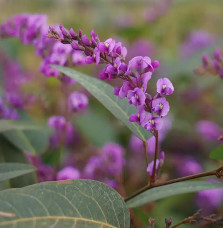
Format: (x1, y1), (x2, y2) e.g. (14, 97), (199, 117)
(72, 51), (86, 65)
(176, 157), (202, 176)
(85, 47), (100, 65)
(84, 156), (104, 179)
(196, 180), (223, 213)
(114, 81), (134, 99)
(48, 116), (66, 130)
(128, 56), (153, 74)
(129, 106), (147, 125)
(98, 38), (116, 54)
(100, 57), (122, 80)
(142, 113), (163, 131)
(157, 78), (174, 95)
(147, 159), (160, 176)
(152, 97), (170, 117)
(101, 143), (125, 175)
(68, 92), (88, 112)
(180, 30), (215, 58)
(127, 87), (146, 106)
(196, 120), (222, 141)
(57, 166), (80, 180)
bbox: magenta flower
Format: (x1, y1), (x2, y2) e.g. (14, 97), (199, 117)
(57, 166), (80, 180)
(72, 51), (86, 65)
(98, 38), (116, 54)
(196, 120), (222, 140)
(157, 78), (174, 95)
(114, 81), (134, 99)
(101, 143), (125, 175)
(129, 106), (147, 125)
(68, 92), (88, 112)
(152, 97), (170, 117)
(128, 56), (153, 74)
(142, 113), (163, 131)
(48, 116), (66, 130)
(85, 47), (100, 65)
(127, 87), (146, 106)
(147, 159), (160, 176)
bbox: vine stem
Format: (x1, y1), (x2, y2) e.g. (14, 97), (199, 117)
(150, 130), (159, 185)
(124, 166), (223, 202)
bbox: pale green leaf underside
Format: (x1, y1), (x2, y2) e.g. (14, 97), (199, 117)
(53, 65), (152, 141)
(0, 163), (36, 182)
(0, 179), (130, 228)
(126, 181), (223, 208)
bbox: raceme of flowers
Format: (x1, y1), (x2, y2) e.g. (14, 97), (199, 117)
(196, 49), (223, 79)
(47, 24), (174, 133)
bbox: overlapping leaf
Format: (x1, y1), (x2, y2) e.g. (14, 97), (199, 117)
(0, 180), (130, 228)
(0, 163), (36, 182)
(126, 181), (223, 208)
(53, 65), (152, 141)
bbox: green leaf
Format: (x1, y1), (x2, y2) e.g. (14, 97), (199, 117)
(0, 163), (36, 182)
(75, 110), (118, 146)
(0, 136), (37, 188)
(126, 181), (223, 208)
(0, 120), (51, 154)
(53, 65), (152, 141)
(0, 179), (130, 228)
(210, 145), (223, 160)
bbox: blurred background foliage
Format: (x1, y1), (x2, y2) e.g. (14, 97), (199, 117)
(0, 0), (223, 227)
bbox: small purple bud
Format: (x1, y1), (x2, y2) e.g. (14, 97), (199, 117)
(202, 55), (209, 67)
(151, 60), (159, 68)
(147, 159), (159, 176)
(69, 28), (77, 38)
(214, 49), (222, 61)
(78, 29), (82, 37)
(59, 24), (68, 37)
(160, 151), (165, 166)
(71, 41), (81, 50)
(81, 34), (91, 46)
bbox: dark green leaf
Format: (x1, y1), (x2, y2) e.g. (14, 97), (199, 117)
(53, 65), (152, 141)
(0, 179), (130, 228)
(0, 163), (36, 182)
(0, 136), (37, 188)
(126, 181), (223, 208)
(75, 110), (118, 146)
(210, 145), (223, 160)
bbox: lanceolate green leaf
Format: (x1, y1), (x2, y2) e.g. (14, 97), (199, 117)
(126, 181), (223, 208)
(0, 120), (51, 154)
(0, 180), (130, 228)
(210, 145), (223, 160)
(53, 65), (152, 141)
(0, 163), (36, 182)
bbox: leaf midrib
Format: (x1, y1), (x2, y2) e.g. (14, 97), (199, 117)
(0, 216), (117, 227)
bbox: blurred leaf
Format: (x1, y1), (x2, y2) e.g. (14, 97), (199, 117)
(0, 120), (51, 154)
(126, 181), (223, 208)
(75, 110), (118, 146)
(54, 65), (152, 141)
(0, 179), (130, 228)
(0, 163), (35, 182)
(0, 136), (37, 188)
(210, 145), (223, 160)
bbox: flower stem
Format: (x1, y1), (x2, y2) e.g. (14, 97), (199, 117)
(150, 130), (159, 185)
(124, 166), (223, 202)
(143, 141), (149, 168)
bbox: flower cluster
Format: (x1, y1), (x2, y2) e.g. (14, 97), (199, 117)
(0, 51), (35, 119)
(83, 142), (125, 187)
(48, 25), (174, 133)
(195, 49), (223, 79)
